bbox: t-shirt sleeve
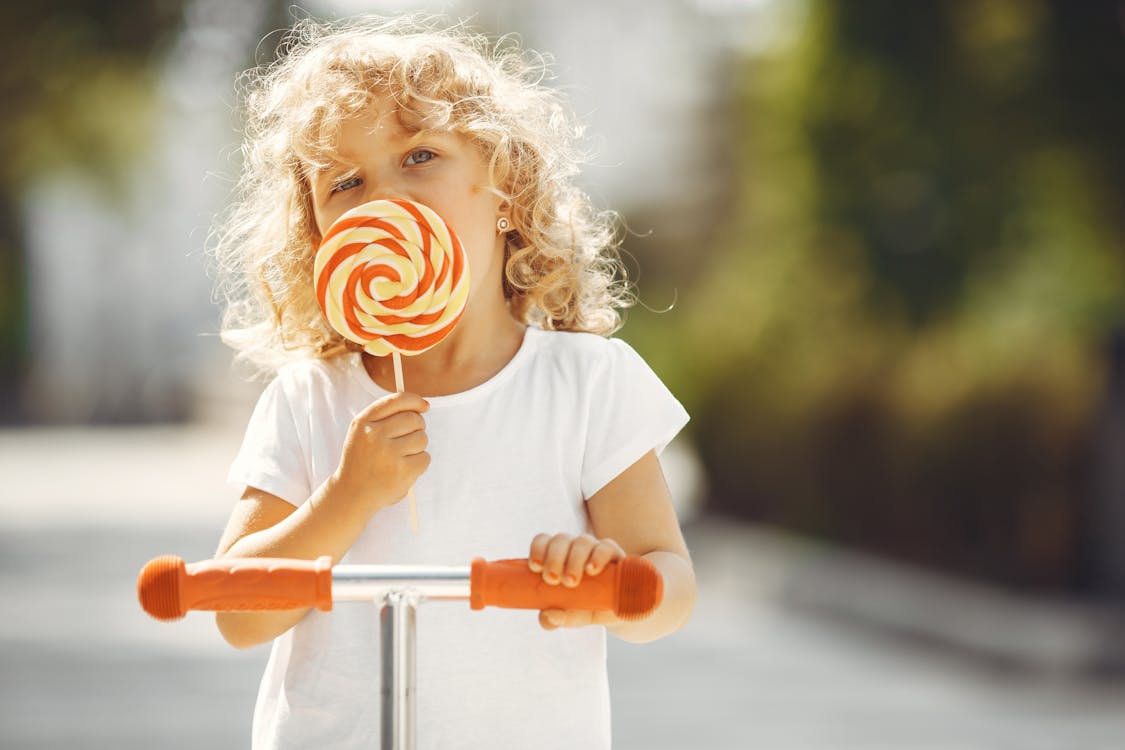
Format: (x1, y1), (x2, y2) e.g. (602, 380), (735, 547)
(226, 376), (312, 507)
(581, 338), (690, 499)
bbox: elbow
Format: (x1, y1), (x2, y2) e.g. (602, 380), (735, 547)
(655, 550), (697, 634)
(676, 575), (698, 631)
(612, 556), (697, 644)
(215, 612), (266, 651)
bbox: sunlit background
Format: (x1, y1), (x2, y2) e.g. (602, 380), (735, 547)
(2, 1), (1124, 748)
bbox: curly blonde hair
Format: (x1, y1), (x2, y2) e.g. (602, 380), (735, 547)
(209, 14), (631, 377)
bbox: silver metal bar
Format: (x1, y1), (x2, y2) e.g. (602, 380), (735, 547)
(345, 566), (473, 749)
(380, 591), (419, 750)
(333, 565), (471, 602)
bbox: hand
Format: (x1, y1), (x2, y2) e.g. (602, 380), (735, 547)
(333, 392), (431, 512)
(528, 533), (626, 630)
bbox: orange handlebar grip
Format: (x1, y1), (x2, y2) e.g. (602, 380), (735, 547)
(137, 555), (334, 621)
(469, 556), (663, 621)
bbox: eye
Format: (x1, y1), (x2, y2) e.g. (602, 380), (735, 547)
(330, 176), (362, 194)
(404, 149), (435, 166)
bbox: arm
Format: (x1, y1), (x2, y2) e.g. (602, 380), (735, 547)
(592, 449), (697, 642)
(212, 478), (376, 649)
(214, 391), (431, 650)
(530, 449), (697, 644)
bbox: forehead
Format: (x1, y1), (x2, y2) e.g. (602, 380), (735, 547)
(342, 99), (410, 139)
(313, 97), (453, 170)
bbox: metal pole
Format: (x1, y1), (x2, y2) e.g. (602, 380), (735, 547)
(380, 591), (419, 750)
(334, 565), (471, 601)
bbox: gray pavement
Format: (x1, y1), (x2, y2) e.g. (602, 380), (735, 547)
(2, 425), (1125, 748)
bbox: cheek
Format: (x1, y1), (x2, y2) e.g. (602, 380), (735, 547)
(444, 204), (502, 293)
(462, 232), (505, 297)
(311, 206), (335, 239)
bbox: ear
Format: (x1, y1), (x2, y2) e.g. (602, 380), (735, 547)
(496, 200), (514, 233)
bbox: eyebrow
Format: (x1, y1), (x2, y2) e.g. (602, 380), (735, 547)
(310, 160), (358, 181)
(303, 125), (456, 184)
(401, 126), (457, 152)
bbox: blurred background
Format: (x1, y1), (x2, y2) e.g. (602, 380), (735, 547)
(2, 0), (1124, 748)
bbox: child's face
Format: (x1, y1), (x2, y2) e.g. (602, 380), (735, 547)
(307, 97), (506, 302)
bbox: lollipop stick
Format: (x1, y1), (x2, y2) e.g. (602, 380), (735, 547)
(392, 350), (405, 392)
(392, 351), (420, 534)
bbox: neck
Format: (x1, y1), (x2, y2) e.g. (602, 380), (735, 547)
(362, 288), (527, 397)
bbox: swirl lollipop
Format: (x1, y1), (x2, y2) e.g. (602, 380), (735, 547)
(315, 198), (470, 531)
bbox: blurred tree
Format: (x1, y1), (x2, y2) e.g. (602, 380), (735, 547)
(0, 1), (191, 421)
(0, 0), (299, 423)
(643, 0), (1125, 593)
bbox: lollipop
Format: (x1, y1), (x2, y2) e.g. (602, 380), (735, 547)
(315, 198), (470, 531)
(315, 199), (469, 357)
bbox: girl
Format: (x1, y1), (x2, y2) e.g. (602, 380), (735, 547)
(211, 14), (695, 749)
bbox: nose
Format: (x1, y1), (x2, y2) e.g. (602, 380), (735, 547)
(359, 174), (410, 206)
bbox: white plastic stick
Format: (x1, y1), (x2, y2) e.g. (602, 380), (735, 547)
(392, 351), (420, 534)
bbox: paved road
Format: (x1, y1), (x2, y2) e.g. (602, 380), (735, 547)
(2, 518), (1124, 750)
(2, 425), (1123, 748)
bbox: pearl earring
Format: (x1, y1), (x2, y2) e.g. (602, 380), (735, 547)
(496, 216), (512, 233)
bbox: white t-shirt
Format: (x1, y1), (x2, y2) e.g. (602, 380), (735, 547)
(227, 326), (689, 749)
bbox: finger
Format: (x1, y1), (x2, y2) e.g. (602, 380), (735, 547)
(391, 428), (429, 456)
(541, 534), (573, 585)
(561, 610), (596, 628)
(562, 535), (598, 588)
(585, 538), (626, 577)
(539, 609), (564, 630)
(380, 410), (427, 439)
(590, 609), (621, 627)
(355, 391), (429, 423)
(528, 534), (552, 573)
(539, 609), (598, 630)
(401, 451), (431, 476)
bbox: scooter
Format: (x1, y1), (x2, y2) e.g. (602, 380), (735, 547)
(137, 554), (662, 750)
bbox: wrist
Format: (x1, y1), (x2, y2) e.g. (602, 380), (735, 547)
(324, 470), (388, 518)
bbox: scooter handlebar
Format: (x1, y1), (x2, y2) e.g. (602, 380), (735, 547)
(137, 555), (334, 622)
(470, 557), (662, 621)
(138, 555), (663, 622)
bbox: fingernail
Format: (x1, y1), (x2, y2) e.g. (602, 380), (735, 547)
(563, 574), (577, 587)
(528, 559), (542, 571)
(544, 571), (559, 584)
(586, 562), (598, 575)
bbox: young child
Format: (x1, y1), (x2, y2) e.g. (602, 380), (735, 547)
(210, 14), (695, 749)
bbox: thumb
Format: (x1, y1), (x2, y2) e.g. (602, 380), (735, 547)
(538, 609), (565, 630)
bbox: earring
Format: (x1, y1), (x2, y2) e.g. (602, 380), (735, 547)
(496, 216), (512, 233)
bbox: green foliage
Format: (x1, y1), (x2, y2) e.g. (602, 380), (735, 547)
(626, 0), (1125, 590)
(0, 2), (190, 420)
(0, 2), (189, 196)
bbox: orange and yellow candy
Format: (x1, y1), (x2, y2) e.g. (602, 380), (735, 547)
(314, 199), (469, 356)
